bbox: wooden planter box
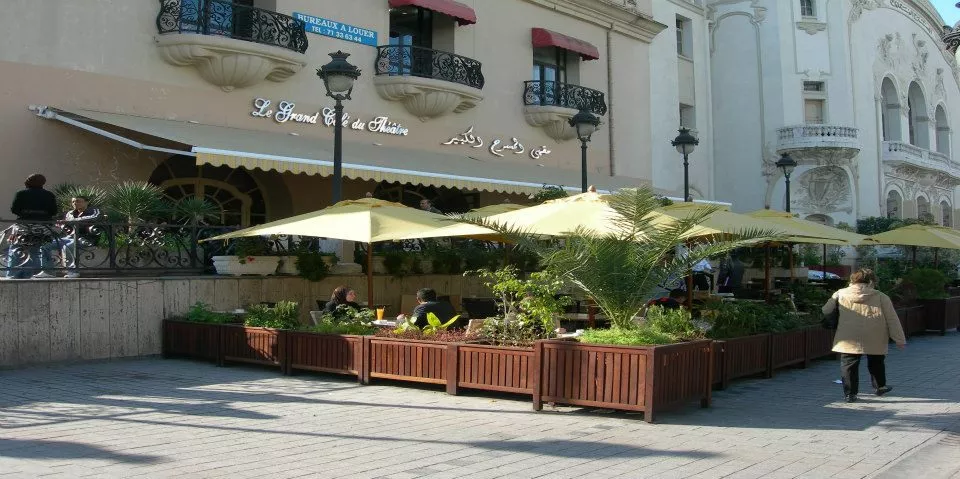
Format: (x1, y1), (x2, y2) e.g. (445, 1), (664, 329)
(363, 337), (453, 386)
(712, 334), (771, 390)
(804, 326), (836, 363)
(162, 319), (222, 364)
(770, 329), (807, 371)
(533, 340), (713, 423)
(455, 343), (536, 395)
(920, 298), (960, 335)
(286, 331), (365, 378)
(905, 306), (928, 336)
(220, 325), (286, 370)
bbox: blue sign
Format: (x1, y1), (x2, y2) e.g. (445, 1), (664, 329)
(293, 12), (377, 47)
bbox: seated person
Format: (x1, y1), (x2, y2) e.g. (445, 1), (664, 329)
(321, 286), (362, 319)
(34, 195), (101, 279)
(646, 289), (687, 310)
(397, 288), (456, 329)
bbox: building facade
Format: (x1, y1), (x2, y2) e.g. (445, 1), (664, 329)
(0, 0), (687, 227)
(709, 0), (960, 227)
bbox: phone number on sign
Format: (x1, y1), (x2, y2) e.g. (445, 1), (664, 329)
(308, 26), (366, 44)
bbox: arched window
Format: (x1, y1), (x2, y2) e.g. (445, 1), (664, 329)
(908, 82), (929, 148)
(886, 190), (902, 219)
(880, 78), (901, 141)
(936, 105), (950, 154)
(942, 200), (952, 227)
(917, 195), (931, 221)
(148, 156), (266, 226)
(800, 0), (815, 17)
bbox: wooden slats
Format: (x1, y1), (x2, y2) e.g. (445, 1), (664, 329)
(220, 325), (284, 370)
(367, 338), (448, 385)
(770, 329), (806, 370)
(456, 345), (535, 394)
(161, 320), (221, 363)
(287, 332), (362, 376)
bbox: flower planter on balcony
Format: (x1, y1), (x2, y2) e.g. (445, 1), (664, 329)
(919, 298), (960, 335)
(712, 334), (771, 390)
(162, 319), (223, 364)
(286, 331), (365, 378)
(534, 340), (713, 423)
(212, 255), (280, 276)
(219, 325), (286, 371)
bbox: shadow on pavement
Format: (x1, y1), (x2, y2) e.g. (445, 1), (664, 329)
(0, 438), (164, 464)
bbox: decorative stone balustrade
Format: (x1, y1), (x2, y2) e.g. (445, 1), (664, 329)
(776, 124), (861, 163)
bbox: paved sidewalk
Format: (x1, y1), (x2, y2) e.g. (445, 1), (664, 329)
(1, 333), (959, 479)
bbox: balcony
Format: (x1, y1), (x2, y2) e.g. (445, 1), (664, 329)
(522, 81), (607, 141)
(373, 45), (484, 121)
(883, 141), (960, 182)
(776, 124), (861, 163)
(155, 0), (308, 91)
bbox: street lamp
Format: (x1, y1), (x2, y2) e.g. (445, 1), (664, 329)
(775, 152), (798, 212)
(317, 50), (361, 203)
(569, 109), (600, 193)
(671, 127), (699, 202)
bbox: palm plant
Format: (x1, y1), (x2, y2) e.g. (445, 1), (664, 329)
(104, 181), (165, 224)
(470, 187), (778, 329)
(52, 183), (107, 212)
(175, 197), (220, 225)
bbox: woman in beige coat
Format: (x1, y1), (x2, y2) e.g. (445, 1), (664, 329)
(822, 268), (906, 403)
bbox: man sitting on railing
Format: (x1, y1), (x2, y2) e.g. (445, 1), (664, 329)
(33, 195), (101, 279)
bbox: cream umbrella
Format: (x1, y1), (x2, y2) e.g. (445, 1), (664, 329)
(866, 224), (960, 266)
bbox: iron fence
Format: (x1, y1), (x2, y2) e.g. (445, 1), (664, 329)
(375, 45), (485, 90)
(156, 0), (308, 54)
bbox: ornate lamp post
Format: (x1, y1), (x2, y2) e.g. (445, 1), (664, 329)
(317, 51), (361, 203)
(569, 109), (600, 193)
(776, 152), (798, 212)
(671, 127), (699, 202)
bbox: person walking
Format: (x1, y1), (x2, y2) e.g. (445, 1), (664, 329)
(822, 268), (906, 403)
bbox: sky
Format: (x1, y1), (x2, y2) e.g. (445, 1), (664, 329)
(933, 0), (960, 26)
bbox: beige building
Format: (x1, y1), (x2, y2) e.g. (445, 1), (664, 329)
(0, 0), (670, 225)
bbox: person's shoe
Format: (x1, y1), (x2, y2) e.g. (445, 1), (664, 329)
(63, 272), (80, 279)
(32, 271), (54, 279)
(875, 386), (893, 396)
(844, 395), (858, 403)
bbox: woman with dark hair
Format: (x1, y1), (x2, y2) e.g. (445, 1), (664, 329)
(822, 268), (906, 403)
(4, 174), (58, 279)
(322, 286), (362, 317)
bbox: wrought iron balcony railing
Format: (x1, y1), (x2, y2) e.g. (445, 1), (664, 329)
(374, 45), (485, 90)
(1, 219), (242, 277)
(156, 0), (308, 54)
(523, 81), (608, 116)
(943, 24), (960, 53)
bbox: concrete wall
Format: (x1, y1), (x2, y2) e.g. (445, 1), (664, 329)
(0, 274), (491, 369)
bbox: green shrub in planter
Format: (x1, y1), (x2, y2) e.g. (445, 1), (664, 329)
(244, 301), (300, 329)
(903, 268), (948, 300)
(185, 302), (237, 324)
(580, 327), (678, 346)
(295, 251), (331, 282)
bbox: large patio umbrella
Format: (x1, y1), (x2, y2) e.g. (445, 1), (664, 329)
(866, 224), (960, 265)
(462, 203), (526, 218)
(205, 198), (497, 307)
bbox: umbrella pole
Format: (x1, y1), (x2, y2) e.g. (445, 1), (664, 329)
(367, 243), (374, 308)
(788, 244), (794, 283)
(935, 248), (939, 268)
(912, 246), (917, 266)
(822, 244), (827, 275)
(764, 245), (771, 301)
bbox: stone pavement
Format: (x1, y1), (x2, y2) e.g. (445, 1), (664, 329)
(1, 333), (959, 479)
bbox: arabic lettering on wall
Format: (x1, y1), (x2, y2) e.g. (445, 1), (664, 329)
(251, 98), (409, 136)
(442, 127), (552, 160)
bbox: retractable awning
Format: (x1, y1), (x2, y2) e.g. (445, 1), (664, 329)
(42, 107), (647, 196)
(531, 28), (600, 61)
(388, 0), (477, 26)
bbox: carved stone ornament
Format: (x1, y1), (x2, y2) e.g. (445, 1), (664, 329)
(522, 106), (582, 141)
(796, 21), (827, 35)
(373, 76), (483, 122)
(849, 0), (882, 25)
(793, 166), (852, 213)
(155, 34), (306, 92)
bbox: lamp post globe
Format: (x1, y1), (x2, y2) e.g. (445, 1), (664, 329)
(569, 109), (600, 193)
(775, 152), (798, 212)
(671, 127), (699, 202)
(317, 51), (361, 204)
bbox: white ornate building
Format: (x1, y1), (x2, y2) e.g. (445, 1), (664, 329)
(708, 0), (960, 227)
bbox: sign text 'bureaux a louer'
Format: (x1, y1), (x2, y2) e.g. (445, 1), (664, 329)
(251, 98), (409, 136)
(293, 12), (377, 47)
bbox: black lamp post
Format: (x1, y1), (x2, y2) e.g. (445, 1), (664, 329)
(569, 109), (600, 193)
(671, 127), (699, 202)
(317, 51), (361, 203)
(776, 152), (798, 212)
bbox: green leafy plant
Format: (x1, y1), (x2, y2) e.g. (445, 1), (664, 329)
(184, 301), (237, 324)
(531, 184), (568, 203)
(52, 183), (107, 212)
(580, 327), (678, 346)
(477, 319), (542, 347)
(423, 312), (460, 335)
(244, 301), (300, 329)
(470, 266), (570, 341)
(902, 268), (948, 300)
(428, 247), (463, 274)
(383, 250), (414, 276)
(233, 237), (271, 264)
(295, 250), (331, 281)
(104, 181), (166, 224)
(699, 299), (805, 339)
(305, 321), (376, 335)
(175, 197), (220, 225)
(644, 305), (703, 341)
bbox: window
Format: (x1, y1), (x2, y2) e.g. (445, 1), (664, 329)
(802, 81), (826, 124)
(676, 16), (692, 57)
(918, 196), (931, 221)
(679, 104), (696, 129)
(149, 156), (266, 227)
(531, 47), (573, 106)
(800, 0), (815, 17)
(387, 6), (435, 76)
(886, 190), (902, 219)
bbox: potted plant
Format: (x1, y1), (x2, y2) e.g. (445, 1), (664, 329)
(905, 268), (959, 335)
(212, 237), (280, 276)
(162, 302), (240, 364)
(221, 301), (300, 370)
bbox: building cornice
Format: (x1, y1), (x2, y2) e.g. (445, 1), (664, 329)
(520, 0), (667, 43)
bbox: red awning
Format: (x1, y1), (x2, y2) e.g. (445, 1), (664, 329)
(531, 28), (600, 61)
(389, 0), (477, 26)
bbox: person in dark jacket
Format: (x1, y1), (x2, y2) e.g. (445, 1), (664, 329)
(4, 174), (58, 279)
(717, 251), (745, 293)
(34, 196), (101, 279)
(398, 288), (457, 329)
(321, 285), (363, 320)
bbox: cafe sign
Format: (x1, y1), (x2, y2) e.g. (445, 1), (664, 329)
(442, 127), (552, 161)
(251, 98), (409, 137)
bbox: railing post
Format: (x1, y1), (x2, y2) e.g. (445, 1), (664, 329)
(107, 223), (117, 270)
(201, 0), (210, 35)
(446, 343), (459, 396)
